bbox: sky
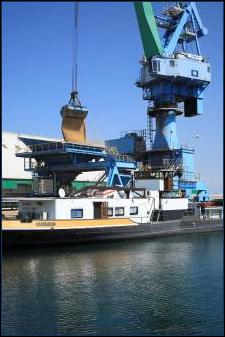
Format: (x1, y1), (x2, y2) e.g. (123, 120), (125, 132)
(2, 2), (223, 194)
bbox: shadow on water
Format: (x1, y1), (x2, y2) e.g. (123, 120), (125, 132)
(2, 232), (224, 336)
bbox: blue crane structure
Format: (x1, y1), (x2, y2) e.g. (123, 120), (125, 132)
(107, 2), (211, 201)
(134, 2), (211, 201)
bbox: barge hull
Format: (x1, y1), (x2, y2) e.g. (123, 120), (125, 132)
(2, 218), (223, 247)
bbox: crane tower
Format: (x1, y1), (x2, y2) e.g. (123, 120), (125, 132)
(134, 2), (211, 201)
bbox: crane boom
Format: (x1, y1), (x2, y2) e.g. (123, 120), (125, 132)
(134, 2), (163, 59)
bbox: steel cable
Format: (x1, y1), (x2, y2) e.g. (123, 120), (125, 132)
(72, 2), (79, 92)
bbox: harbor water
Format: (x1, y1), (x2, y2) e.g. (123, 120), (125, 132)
(2, 232), (224, 336)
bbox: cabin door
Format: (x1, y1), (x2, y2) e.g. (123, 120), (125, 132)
(164, 176), (173, 191)
(93, 202), (108, 219)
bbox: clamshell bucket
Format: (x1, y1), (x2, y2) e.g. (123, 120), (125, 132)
(61, 91), (88, 143)
(60, 104), (88, 120)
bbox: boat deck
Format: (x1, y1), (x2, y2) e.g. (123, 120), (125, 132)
(2, 218), (137, 230)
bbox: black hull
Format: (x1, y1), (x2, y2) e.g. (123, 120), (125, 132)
(2, 217), (223, 248)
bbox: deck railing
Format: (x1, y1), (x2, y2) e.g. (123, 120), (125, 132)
(17, 141), (105, 155)
(16, 141), (135, 163)
(105, 147), (136, 163)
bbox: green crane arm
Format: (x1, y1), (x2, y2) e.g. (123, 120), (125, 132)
(134, 2), (163, 59)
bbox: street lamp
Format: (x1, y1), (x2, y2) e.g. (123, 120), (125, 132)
(192, 134), (200, 150)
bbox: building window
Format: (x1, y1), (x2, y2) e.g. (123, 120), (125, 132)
(148, 63), (153, 73)
(71, 209), (83, 219)
(157, 60), (160, 72)
(107, 207), (113, 216)
(169, 60), (175, 67)
(152, 60), (160, 72)
(115, 207), (124, 216)
(207, 66), (211, 73)
(191, 70), (198, 77)
(130, 206), (138, 215)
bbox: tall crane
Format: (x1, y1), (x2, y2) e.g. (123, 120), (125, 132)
(134, 2), (211, 200)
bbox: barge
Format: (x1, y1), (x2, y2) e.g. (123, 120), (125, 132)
(2, 187), (223, 247)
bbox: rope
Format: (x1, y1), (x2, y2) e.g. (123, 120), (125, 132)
(72, 2), (79, 92)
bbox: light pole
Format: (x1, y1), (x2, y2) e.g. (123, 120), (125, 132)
(192, 134), (200, 150)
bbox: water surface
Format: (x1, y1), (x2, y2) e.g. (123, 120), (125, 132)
(2, 232), (224, 336)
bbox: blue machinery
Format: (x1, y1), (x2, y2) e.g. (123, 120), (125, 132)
(17, 137), (137, 195)
(108, 2), (211, 201)
(135, 2), (211, 201)
(134, 2), (210, 146)
(17, 2), (210, 200)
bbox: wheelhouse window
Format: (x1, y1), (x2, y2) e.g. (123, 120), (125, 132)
(130, 206), (138, 215)
(71, 209), (83, 219)
(2, 201), (19, 210)
(107, 207), (113, 216)
(115, 207), (124, 216)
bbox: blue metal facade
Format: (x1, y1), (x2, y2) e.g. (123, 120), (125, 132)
(105, 136), (136, 155)
(152, 111), (180, 150)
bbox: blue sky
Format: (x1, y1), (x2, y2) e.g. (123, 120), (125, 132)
(2, 2), (223, 194)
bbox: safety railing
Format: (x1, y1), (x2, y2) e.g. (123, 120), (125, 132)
(105, 147), (136, 163)
(17, 141), (136, 164)
(119, 129), (146, 140)
(16, 141), (106, 155)
(162, 158), (183, 170)
(180, 166), (200, 182)
(201, 207), (223, 220)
